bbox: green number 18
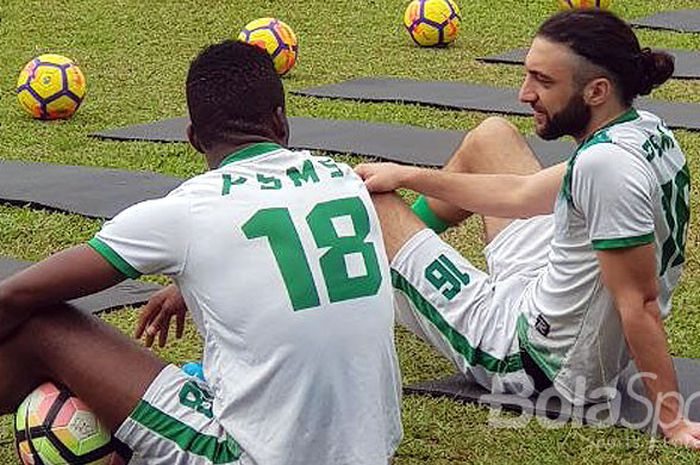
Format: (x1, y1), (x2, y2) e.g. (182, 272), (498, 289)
(242, 196), (382, 311)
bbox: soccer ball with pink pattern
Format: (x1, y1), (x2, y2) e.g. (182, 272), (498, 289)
(15, 382), (130, 465)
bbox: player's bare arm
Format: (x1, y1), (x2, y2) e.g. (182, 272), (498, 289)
(0, 244), (165, 431)
(598, 245), (700, 449)
(355, 161), (566, 219)
(0, 245), (124, 341)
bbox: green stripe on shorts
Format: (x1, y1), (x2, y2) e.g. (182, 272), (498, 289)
(391, 269), (522, 373)
(516, 315), (560, 380)
(131, 400), (242, 464)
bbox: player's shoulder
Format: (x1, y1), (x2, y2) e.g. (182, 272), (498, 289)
(634, 109), (664, 126)
(576, 139), (650, 173)
(123, 188), (192, 217)
(574, 119), (653, 183)
(574, 130), (629, 169)
(576, 109), (662, 165)
(572, 138), (654, 197)
(168, 169), (227, 199)
(104, 187), (192, 235)
(120, 171), (216, 217)
(606, 109), (671, 147)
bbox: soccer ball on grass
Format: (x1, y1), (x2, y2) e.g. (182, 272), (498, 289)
(238, 18), (299, 75)
(404, 0), (461, 47)
(16, 54), (86, 120)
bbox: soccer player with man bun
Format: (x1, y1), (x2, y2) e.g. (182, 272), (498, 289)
(357, 9), (700, 448)
(0, 40), (402, 464)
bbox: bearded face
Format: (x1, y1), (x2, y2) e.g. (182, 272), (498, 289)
(521, 37), (598, 142)
(534, 90), (592, 141)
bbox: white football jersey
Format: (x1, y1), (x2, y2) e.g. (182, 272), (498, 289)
(518, 109), (689, 403)
(89, 143), (402, 465)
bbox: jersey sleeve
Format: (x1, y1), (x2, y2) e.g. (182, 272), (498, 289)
(571, 143), (656, 250)
(87, 194), (191, 278)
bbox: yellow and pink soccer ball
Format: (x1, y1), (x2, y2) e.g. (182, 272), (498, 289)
(15, 382), (130, 465)
(238, 18), (299, 75)
(556, 0), (612, 9)
(16, 54), (86, 120)
(404, 0), (461, 47)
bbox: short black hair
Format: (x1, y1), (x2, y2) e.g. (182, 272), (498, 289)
(537, 10), (674, 106)
(186, 40), (285, 149)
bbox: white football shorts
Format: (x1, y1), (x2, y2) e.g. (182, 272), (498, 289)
(391, 214), (553, 393)
(115, 364), (248, 465)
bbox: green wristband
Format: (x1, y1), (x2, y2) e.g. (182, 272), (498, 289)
(411, 195), (450, 234)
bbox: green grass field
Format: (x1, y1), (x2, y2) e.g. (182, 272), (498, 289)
(2, 0), (700, 463)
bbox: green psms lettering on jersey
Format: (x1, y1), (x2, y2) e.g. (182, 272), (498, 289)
(287, 160), (320, 187)
(318, 159), (344, 178)
(257, 173), (283, 190)
(219, 158), (346, 195)
(642, 125), (676, 162)
(221, 174), (247, 195)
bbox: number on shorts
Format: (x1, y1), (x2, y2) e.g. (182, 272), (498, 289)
(179, 381), (214, 419)
(425, 254), (470, 301)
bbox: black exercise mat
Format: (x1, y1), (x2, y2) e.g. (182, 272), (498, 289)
(0, 160), (182, 219)
(93, 117), (189, 143)
(479, 47), (700, 80)
(0, 257), (160, 315)
(631, 9), (700, 33)
(92, 116), (574, 169)
(404, 358), (700, 431)
(292, 78), (700, 131)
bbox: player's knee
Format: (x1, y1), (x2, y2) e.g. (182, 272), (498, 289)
(0, 377), (34, 415)
(0, 338), (45, 415)
(13, 306), (85, 363)
(473, 116), (519, 141)
(6, 314), (54, 366)
(453, 117), (518, 167)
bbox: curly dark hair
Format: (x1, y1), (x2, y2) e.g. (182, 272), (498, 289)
(186, 40), (285, 149)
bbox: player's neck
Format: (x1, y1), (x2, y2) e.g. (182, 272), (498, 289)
(576, 102), (631, 145)
(205, 136), (285, 169)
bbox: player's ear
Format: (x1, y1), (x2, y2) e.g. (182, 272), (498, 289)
(186, 122), (205, 154)
(271, 106), (289, 146)
(583, 77), (613, 107)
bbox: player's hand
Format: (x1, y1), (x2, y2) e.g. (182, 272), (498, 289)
(354, 162), (414, 193)
(135, 284), (188, 348)
(663, 418), (700, 449)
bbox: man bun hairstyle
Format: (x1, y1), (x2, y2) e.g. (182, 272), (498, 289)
(186, 40), (285, 150)
(636, 47), (675, 96)
(537, 10), (675, 105)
